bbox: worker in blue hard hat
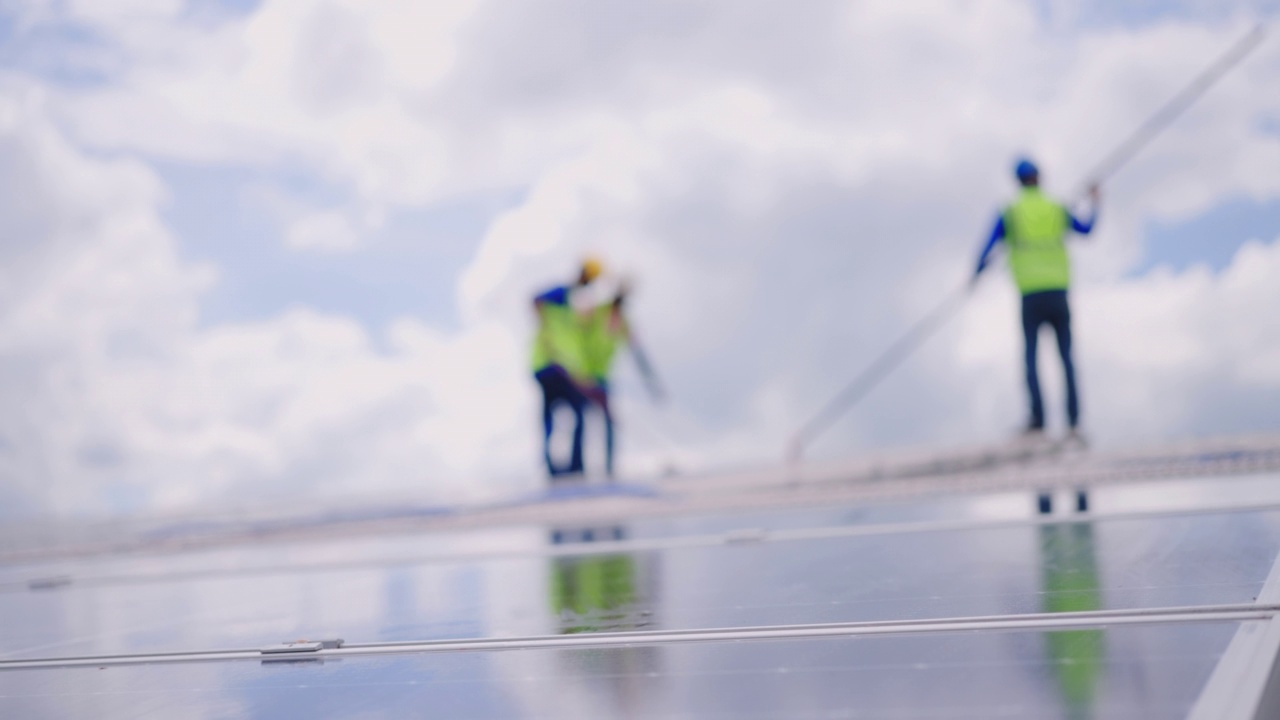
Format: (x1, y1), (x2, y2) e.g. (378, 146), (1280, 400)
(531, 258), (605, 478)
(974, 159), (1101, 441)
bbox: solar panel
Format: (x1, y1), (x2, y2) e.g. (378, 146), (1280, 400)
(2, 465), (1279, 719)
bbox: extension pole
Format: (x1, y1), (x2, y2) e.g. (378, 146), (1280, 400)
(786, 283), (971, 463)
(1074, 24), (1266, 193)
(787, 24), (1267, 464)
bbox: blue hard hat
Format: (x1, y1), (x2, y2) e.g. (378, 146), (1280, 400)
(1015, 159), (1039, 180)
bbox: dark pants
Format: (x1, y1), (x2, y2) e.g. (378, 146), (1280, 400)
(583, 382), (615, 478)
(535, 366), (587, 477)
(1022, 290), (1079, 429)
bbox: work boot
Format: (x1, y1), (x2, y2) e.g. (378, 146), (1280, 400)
(1022, 422), (1045, 436)
(1017, 424), (1050, 454)
(1065, 427), (1090, 450)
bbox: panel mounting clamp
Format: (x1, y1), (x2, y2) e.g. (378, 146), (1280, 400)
(260, 639), (344, 655)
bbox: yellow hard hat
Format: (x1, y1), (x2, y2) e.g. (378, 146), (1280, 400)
(581, 256), (605, 283)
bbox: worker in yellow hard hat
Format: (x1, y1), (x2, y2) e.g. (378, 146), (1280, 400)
(580, 257), (604, 285)
(581, 279), (663, 478)
(531, 258), (605, 478)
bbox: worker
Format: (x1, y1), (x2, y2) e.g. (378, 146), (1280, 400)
(580, 281), (663, 478)
(532, 258), (603, 478)
(974, 159), (1100, 441)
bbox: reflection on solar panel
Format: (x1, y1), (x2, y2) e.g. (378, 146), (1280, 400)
(2, 436), (1280, 718)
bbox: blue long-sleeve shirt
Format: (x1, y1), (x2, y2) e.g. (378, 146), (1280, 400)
(534, 285), (570, 306)
(975, 208), (1097, 275)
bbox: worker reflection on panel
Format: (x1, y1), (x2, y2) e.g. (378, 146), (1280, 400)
(548, 525), (659, 719)
(973, 159), (1100, 445)
(1040, 523), (1105, 720)
(549, 525), (645, 634)
(581, 280), (665, 479)
(532, 259), (604, 478)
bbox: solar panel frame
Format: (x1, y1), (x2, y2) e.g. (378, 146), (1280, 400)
(1188, 549), (1280, 720)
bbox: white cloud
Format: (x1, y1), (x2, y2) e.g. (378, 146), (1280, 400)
(0, 84), (538, 519)
(284, 209), (360, 252)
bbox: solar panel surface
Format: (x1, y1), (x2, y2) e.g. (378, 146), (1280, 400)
(2, 468), (1279, 718)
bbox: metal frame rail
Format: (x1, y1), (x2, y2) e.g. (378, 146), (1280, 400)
(0, 603), (1275, 672)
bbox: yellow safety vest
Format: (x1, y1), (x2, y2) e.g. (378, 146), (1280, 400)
(531, 296), (589, 378)
(582, 305), (628, 382)
(1004, 188), (1071, 294)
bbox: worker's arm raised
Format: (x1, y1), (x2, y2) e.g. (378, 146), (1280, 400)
(533, 286), (570, 308)
(973, 214), (1006, 278)
(1068, 184), (1101, 236)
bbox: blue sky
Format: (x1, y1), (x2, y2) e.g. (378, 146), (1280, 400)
(1138, 195), (1280, 274)
(159, 160), (523, 332)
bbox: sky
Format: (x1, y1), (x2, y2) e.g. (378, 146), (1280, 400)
(1, 0), (1279, 521)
